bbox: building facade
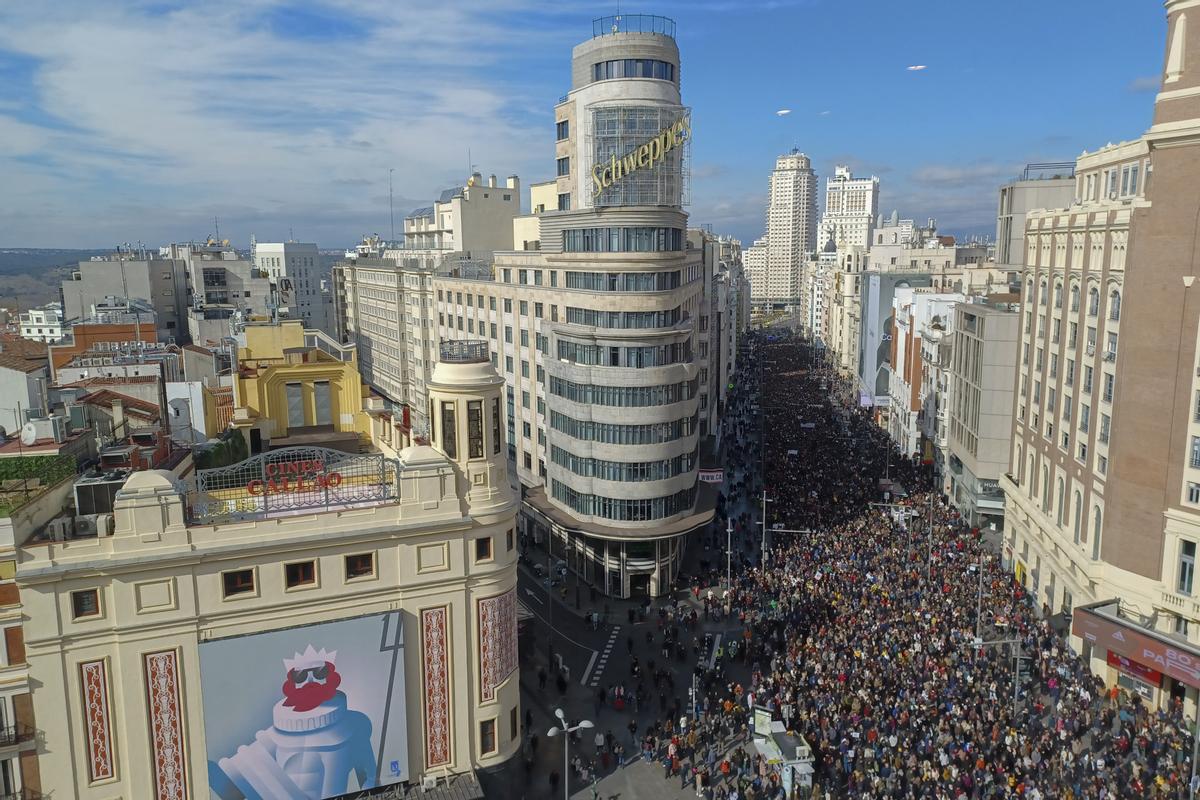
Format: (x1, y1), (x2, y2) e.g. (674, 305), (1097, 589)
(62, 253), (189, 342)
(817, 165), (879, 252)
(948, 299), (1019, 528)
(434, 15), (715, 599)
(759, 151), (817, 310)
(18, 304), (63, 344)
(996, 164), (1077, 268)
(253, 241), (333, 336)
(886, 288), (964, 458)
(18, 340), (519, 799)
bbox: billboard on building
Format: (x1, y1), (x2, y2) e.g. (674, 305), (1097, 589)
(590, 105), (690, 208)
(200, 611), (408, 799)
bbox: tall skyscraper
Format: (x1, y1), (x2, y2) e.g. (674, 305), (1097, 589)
(762, 150), (817, 310)
(817, 165), (879, 252)
(434, 14), (714, 599)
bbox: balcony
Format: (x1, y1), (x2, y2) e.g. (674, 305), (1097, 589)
(592, 14), (676, 38)
(0, 723), (38, 756)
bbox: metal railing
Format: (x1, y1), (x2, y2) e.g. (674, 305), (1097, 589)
(439, 339), (489, 363)
(0, 723), (37, 752)
(592, 14), (675, 38)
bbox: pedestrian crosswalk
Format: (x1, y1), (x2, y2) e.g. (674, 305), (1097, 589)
(588, 625), (620, 688)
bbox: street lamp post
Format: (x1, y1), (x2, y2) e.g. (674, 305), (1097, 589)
(547, 707), (593, 800)
(726, 517), (733, 590)
(760, 492), (773, 567)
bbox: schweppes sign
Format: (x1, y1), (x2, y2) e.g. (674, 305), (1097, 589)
(591, 115), (691, 199)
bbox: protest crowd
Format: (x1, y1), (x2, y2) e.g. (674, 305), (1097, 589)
(618, 332), (1199, 800)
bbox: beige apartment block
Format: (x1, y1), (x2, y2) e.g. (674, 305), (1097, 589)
(17, 343), (518, 798)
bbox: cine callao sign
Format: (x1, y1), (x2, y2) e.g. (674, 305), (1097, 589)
(246, 459), (343, 496)
(591, 115), (691, 198)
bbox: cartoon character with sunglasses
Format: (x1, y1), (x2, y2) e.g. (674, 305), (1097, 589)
(209, 645), (377, 799)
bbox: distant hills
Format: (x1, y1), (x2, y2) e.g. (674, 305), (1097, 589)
(0, 248), (111, 275)
(0, 249), (111, 309)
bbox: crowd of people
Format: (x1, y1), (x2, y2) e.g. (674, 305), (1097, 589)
(641, 332), (1200, 799)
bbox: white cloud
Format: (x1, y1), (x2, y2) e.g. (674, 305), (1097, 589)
(776, 109), (792, 116)
(906, 65), (927, 72)
(0, 0), (571, 246)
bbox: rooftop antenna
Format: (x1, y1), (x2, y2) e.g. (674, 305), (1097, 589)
(214, 216), (220, 242)
(289, 227), (294, 242)
(388, 168), (395, 243)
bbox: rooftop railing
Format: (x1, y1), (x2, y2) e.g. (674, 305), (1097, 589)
(439, 339), (489, 363)
(592, 14), (675, 38)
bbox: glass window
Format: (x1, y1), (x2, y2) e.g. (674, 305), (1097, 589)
(222, 569), (255, 598)
(475, 536), (493, 562)
(492, 397), (502, 454)
(1180, 541), (1196, 595)
(285, 561), (316, 588)
(285, 382), (304, 428)
(556, 120), (569, 140)
(556, 157), (570, 176)
(468, 400), (484, 459)
(72, 589), (100, 618)
(558, 193), (571, 211)
(313, 381), (332, 426)
(441, 401), (457, 459)
(345, 553), (375, 580)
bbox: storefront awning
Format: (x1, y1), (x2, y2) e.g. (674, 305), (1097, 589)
(1072, 599), (1200, 688)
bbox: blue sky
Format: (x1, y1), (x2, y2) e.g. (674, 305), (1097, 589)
(0, 0), (1168, 249)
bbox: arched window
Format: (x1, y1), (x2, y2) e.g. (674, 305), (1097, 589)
(1109, 289), (1121, 321)
(1056, 478), (1065, 526)
(1040, 280), (1048, 306)
(1070, 285), (1080, 312)
(1015, 443), (1024, 483)
(1088, 286), (1100, 317)
(1092, 507), (1103, 560)
(1080, 489), (1089, 544)
(1054, 283), (1063, 309)
(1042, 466), (1050, 511)
(1028, 455), (1036, 499)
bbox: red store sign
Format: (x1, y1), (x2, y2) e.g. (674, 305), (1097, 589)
(1074, 605), (1200, 688)
(1106, 650), (1163, 687)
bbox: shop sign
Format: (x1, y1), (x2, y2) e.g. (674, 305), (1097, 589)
(1107, 650), (1163, 687)
(591, 115), (691, 198)
(698, 469), (724, 484)
(1074, 604), (1200, 688)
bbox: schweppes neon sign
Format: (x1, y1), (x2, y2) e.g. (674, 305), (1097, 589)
(591, 115), (691, 199)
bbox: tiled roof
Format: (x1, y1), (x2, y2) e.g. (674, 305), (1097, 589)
(78, 390), (161, 421)
(0, 352), (47, 373)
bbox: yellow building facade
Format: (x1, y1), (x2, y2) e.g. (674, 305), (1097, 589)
(232, 321), (374, 454)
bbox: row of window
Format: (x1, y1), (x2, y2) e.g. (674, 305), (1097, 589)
(70, 552), (388, 617)
(555, 339), (691, 368)
(431, 398), (502, 460)
(591, 58), (676, 82)
(549, 376), (698, 407)
(565, 306), (683, 329)
(564, 270), (682, 292)
(1033, 281), (1121, 321)
(551, 480), (696, 522)
(562, 227), (684, 253)
(550, 445), (696, 482)
(549, 410), (697, 445)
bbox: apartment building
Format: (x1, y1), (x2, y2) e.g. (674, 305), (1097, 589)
(948, 299), (1019, 528)
(253, 241), (332, 336)
(887, 288), (965, 458)
(18, 304), (63, 344)
(162, 241), (275, 345)
(62, 251), (189, 342)
(744, 237), (768, 310)
(435, 14), (715, 599)
(996, 164), (1077, 268)
(817, 165), (879, 252)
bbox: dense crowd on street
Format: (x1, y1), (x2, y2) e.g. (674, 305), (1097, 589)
(629, 332), (1199, 799)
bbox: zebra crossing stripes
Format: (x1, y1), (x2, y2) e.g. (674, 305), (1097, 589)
(588, 626), (621, 688)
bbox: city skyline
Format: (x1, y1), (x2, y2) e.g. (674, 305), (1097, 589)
(0, 0), (1167, 249)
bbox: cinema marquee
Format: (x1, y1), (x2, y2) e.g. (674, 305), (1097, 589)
(190, 446), (398, 524)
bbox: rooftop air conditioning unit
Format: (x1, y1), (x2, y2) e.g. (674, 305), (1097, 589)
(46, 517), (73, 542)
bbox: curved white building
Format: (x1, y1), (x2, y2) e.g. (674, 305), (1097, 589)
(435, 15), (714, 598)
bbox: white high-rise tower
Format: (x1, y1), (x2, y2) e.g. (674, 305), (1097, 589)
(818, 165), (879, 251)
(763, 150), (817, 310)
